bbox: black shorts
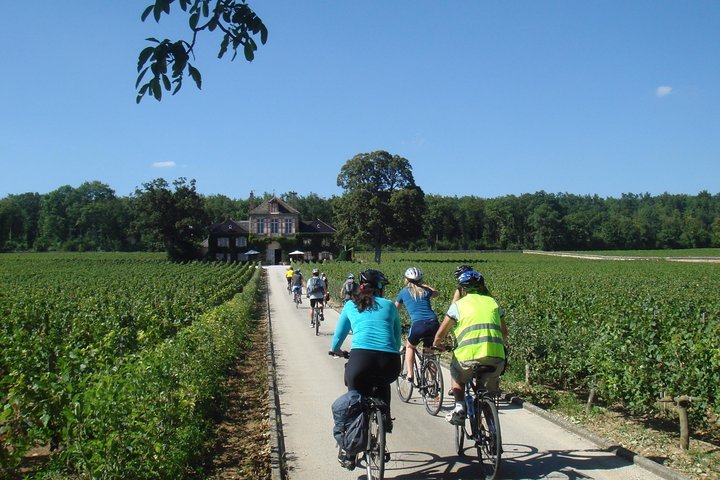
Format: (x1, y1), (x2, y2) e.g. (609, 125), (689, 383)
(310, 298), (324, 308)
(407, 318), (440, 346)
(344, 349), (401, 407)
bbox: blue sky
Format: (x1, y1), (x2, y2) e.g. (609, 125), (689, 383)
(1, 1), (718, 200)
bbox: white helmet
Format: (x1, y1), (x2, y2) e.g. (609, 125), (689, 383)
(404, 267), (423, 283)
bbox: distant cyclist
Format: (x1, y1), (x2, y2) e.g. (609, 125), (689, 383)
(291, 269), (304, 302)
(285, 265), (294, 292)
(340, 273), (357, 304)
(394, 267), (439, 385)
(451, 264), (473, 304)
(321, 272), (331, 303)
(434, 270), (507, 425)
(306, 268), (327, 325)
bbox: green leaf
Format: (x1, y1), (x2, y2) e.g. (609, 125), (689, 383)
(162, 74), (171, 91)
(151, 78), (162, 100)
(135, 67), (150, 88)
(172, 79), (182, 95)
(146, 37), (160, 44)
(189, 12), (200, 29)
(218, 35), (229, 59)
(138, 46), (155, 71)
(260, 24), (268, 45)
(188, 65), (202, 89)
(243, 42), (254, 61)
(141, 5), (154, 22)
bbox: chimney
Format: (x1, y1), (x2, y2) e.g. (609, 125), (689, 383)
(249, 190), (255, 210)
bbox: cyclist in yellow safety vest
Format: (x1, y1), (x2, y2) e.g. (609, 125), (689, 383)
(433, 270), (508, 425)
(285, 266), (294, 291)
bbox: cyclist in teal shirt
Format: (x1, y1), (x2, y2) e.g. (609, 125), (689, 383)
(331, 269), (402, 419)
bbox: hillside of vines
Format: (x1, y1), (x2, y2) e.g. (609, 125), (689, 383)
(314, 251), (720, 437)
(0, 253), (261, 478)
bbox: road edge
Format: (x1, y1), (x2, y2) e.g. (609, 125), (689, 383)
(508, 395), (690, 480)
(265, 270), (288, 480)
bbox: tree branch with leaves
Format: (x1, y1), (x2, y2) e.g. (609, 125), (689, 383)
(136, 0), (267, 103)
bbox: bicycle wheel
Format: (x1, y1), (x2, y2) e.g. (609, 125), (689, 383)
(421, 357), (444, 416)
(478, 397), (502, 480)
(396, 350), (413, 402)
(365, 407), (385, 480)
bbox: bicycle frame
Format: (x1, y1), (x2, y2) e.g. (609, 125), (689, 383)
(455, 365), (502, 480)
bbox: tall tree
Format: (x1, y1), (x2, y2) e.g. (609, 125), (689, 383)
(136, 0), (267, 102)
(335, 151), (424, 263)
(133, 178), (209, 260)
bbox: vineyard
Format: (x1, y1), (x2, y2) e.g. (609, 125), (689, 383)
(314, 251), (720, 437)
(0, 253), (261, 478)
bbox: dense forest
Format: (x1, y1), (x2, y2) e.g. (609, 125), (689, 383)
(1, 178), (719, 254)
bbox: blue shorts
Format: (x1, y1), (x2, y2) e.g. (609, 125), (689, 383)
(407, 318), (440, 347)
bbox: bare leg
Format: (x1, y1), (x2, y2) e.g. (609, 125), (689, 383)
(406, 342), (416, 380)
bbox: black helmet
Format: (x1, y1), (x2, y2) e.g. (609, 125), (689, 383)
(457, 270), (484, 290)
(359, 269), (388, 290)
(453, 264), (473, 280)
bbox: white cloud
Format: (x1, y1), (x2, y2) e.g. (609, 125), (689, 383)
(656, 86), (672, 97)
(152, 161), (176, 168)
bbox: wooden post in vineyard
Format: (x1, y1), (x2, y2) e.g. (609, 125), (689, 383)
(676, 395), (691, 450)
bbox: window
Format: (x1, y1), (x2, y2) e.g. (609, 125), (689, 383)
(271, 218), (279, 234)
(217, 237), (229, 247)
(236, 237), (247, 247)
(284, 218), (294, 234)
(256, 218), (265, 234)
(270, 201), (278, 213)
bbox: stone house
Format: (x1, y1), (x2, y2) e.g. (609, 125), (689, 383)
(206, 195), (336, 264)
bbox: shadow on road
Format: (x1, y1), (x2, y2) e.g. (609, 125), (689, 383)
(381, 444), (637, 479)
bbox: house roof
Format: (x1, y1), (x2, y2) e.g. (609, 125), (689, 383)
(300, 218), (336, 234)
(208, 219), (249, 236)
(249, 196), (300, 215)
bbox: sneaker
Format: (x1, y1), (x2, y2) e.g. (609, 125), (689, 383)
(337, 449), (356, 470)
(445, 409), (466, 426)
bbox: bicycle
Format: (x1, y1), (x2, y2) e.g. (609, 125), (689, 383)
(396, 339), (444, 415)
(311, 301), (324, 336)
(454, 364), (502, 480)
(329, 350), (390, 480)
(292, 286), (302, 307)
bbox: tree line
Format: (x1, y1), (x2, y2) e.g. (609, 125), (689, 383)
(2, 178), (718, 256)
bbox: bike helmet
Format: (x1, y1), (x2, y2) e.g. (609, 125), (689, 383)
(347, 273), (354, 279)
(457, 270), (485, 290)
(404, 266), (423, 283)
(312, 268), (319, 274)
(359, 269), (388, 290)
(453, 264), (473, 280)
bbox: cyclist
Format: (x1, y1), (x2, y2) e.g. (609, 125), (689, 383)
(321, 272), (331, 303)
(433, 270), (507, 425)
(331, 269), (401, 467)
(394, 267), (439, 385)
(451, 264), (473, 304)
(291, 268), (304, 302)
(285, 265), (294, 292)
(340, 273), (356, 304)
(306, 268), (327, 325)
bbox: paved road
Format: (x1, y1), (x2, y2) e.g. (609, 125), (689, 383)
(266, 266), (667, 480)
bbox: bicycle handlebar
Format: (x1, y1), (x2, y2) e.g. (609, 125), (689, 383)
(328, 350), (350, 359)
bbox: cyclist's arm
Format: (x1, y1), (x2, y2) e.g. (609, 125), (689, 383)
(433, 314), (457, 348)
(390, 302), (402, 352)
(331, 309), (352, 352)
(424, 284), (439, 298)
